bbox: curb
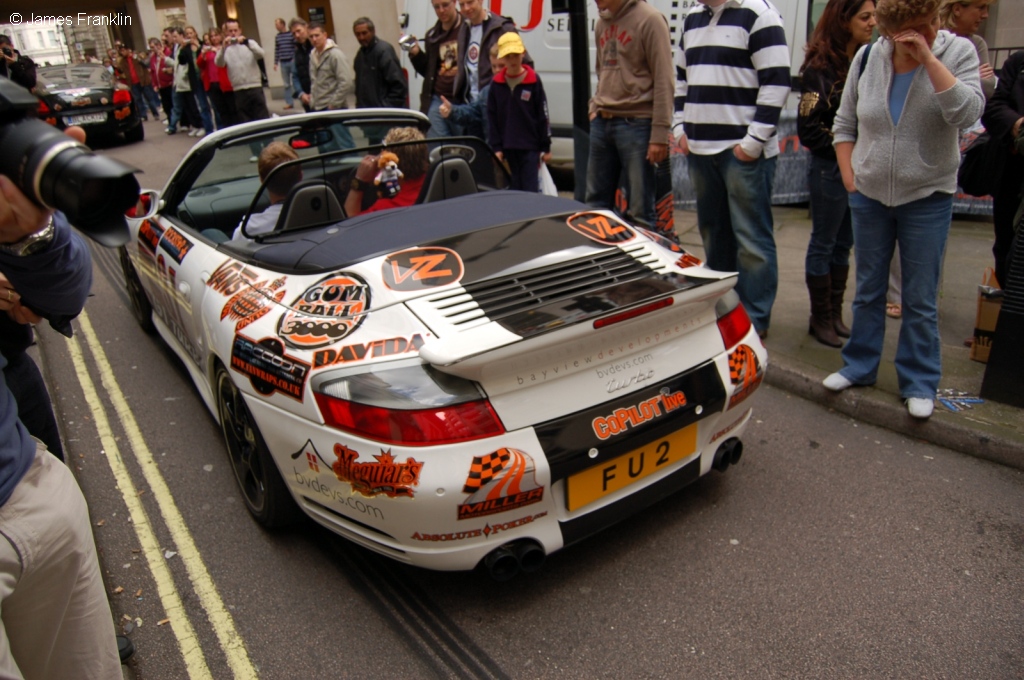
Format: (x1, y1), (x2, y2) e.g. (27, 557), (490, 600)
(765, 355), (1024, 472)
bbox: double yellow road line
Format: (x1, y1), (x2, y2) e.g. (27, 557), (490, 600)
(67, 311), (258, 679)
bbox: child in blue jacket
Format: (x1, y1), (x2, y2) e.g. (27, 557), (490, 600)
(487, 33), (551, 192)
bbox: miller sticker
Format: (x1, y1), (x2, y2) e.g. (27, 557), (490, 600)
(278, 274), (369, 350)
(728, 344), (763, 408)
(382, 247), (464, 291)
(566, 211), (636, 245)
(231, 335), (310, 401)
(458, 448), (544, 520)
(331, 445), (423, 498)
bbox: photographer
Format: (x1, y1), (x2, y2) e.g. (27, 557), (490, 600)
(0, 127), (122, 677)
(0, 35), (36, 91)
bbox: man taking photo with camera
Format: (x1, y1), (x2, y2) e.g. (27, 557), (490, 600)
(0, 123), (123, 677)
(0, 35), (36, 91)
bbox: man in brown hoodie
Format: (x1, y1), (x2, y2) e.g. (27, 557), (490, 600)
(585, 0), (673, 230)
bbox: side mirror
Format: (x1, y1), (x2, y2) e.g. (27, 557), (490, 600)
(126, 189), (160, 220)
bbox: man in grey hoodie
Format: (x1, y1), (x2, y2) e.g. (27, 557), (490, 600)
(216, 19), (270, 123)
(303, 23), (354, 111)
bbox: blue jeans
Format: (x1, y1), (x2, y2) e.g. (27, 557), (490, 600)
(687, 150), (778, 333)
(585, 116), (656, 229)
(839, 191), (952, 399)
(427, 95), (461, 139)
(131, 83), (161, 120)
(805, 155), (853, 277)
(280, 60), (295, 105)
(193, 86), (214, 133)
(169, 88), (185, 130)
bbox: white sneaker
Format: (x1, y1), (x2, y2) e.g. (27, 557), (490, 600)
(906, 398), (934, 419)
(194, 130), (206, 138)
(248, 155), (258, 162)
(823, 372), (853, 392)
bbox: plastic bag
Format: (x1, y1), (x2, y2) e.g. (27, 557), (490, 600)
(539, 162), (557, 197)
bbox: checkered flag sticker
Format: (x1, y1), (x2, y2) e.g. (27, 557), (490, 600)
(462, 448), (540, 502)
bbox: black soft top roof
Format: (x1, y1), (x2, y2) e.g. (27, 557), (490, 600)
(227, 191), (588, 273)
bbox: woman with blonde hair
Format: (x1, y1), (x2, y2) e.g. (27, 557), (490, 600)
(822, 0), (984, 419)
(940, 0), (996, 97)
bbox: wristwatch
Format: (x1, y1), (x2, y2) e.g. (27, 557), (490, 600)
(350, 177), (373, 193)
(0, 217), (55, 257)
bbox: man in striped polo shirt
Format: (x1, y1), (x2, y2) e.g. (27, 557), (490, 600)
(673, 0), (790, 338)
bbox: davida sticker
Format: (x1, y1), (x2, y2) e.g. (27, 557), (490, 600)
(382, 247), (463, 291)
(231, 335), (310, 401)
(278, 274), (370, 350)
(457, 448), (544, 520)
(566, 211), (636, 245)
(728, 344), (763, 408)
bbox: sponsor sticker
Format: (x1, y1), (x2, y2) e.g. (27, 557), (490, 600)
(591, 390), (688, 440)
(230, 336), (310, 401)
(675, 252), (704, 269)
(410, 511), (548, 542)
(278, 274), (370, 350)
(566, 211), (636, 245)
(457, 448), (544, 520)
(218, 273), (287, 331)
(313, 334), (425, 369)
(331, 444), (423, 498)
(382, 247), (464, 291)
(160, 226), (194, 264)
(728, 345), (763, 408)
(137, 218), (163, 254)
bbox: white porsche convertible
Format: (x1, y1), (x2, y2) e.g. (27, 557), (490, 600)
(121, 109), (766, 579)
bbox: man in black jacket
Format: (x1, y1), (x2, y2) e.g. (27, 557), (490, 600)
(289, 18), (314, 112)
(353, 18), (407, 109)
(452, 0), (520, 105)
(0, 35), (36, 90)
(407, 0), (463, 137)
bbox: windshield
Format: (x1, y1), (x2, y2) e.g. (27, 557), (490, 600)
(37, 65), (112, 89)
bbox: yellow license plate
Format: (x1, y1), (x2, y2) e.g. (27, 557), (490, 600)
(566, 423), (697, 512)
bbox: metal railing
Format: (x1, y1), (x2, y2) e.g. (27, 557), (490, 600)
(990, 46), (1024, 71)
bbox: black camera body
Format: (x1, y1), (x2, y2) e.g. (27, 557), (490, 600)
(0, 77), (140, 246)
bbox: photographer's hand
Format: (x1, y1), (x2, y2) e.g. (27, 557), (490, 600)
(0, 272), (41, 325)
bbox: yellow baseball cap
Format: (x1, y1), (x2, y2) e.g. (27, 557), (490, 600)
(497, 32), (525, 59)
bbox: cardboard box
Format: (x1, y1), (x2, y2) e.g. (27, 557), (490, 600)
(970, 272), (1003, 363)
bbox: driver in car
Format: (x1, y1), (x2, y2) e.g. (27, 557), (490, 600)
(230, 142), (303, 241)
(343, 127), (429, 216)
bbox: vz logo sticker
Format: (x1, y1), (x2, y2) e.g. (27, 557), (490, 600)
(566, 212), (636, 244)
(382, 247), (464, 291)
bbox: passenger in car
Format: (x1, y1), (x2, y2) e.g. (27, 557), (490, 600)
(343, 127), (430, 216)
(229, 142), (303, 241)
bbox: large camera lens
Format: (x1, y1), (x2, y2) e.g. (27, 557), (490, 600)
(0, 78), (139, 247)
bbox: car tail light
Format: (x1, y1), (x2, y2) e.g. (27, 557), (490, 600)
(314, 363), (505, 446)
(594, 298), (673, 329)
(113, 89), (131, 106)
(37, 100), (50, 115)
(716, 293), (752, 350)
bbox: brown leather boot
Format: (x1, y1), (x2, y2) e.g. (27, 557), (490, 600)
(830, 264), (851, 338)
(807, 274), (842, 347)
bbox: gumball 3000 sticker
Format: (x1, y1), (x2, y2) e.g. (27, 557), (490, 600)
(278, 274), (370, 350)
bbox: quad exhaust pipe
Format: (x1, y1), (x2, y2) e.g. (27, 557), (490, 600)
(483, 540), (546, 581)
(712, 438), (743, 472)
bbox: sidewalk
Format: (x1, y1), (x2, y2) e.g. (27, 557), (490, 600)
(674, 206), (1024, 471)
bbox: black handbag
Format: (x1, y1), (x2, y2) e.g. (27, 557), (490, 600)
(958, 129), (1006, 198)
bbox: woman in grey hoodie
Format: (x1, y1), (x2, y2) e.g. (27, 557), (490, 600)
(822, 0), (983, 419)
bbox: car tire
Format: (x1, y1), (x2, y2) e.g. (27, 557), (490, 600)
(124, 121), (145, 144)
(215, 366), (299, 528)
(119, 246), (155, 334)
